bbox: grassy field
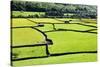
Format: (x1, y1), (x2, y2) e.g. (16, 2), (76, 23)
(12, 11), (45, 17)
(12, 28), (46, 46)
(11, 18), (97, 66)
(13, 53), (97, 66)
(11, 18), (37, 27)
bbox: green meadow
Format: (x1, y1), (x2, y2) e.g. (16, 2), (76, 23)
(12, 18), (97, 66)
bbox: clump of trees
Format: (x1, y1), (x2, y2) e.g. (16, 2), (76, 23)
(11, 1), (97, 19)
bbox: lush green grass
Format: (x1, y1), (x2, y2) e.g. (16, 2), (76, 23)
(13, 53), (97, 66)
(12, 28), (47, 59)
(12, 18), (36, 27)
(12, 28), (45, 46)
(12, 46), (46, 59)
(30, 18), (64, 23)
(36, 22), (97, 54)
(47, 31), (97, 53)
(11, 18), (97, 66)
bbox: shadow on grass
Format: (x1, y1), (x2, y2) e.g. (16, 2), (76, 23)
(81, 20), (97, 24)
(12, 51), (97, 61)
(44, 28), (97, 34)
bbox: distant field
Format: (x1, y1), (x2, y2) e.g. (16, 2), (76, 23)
(11, 18), (36, 27)
(12, 11), (45, 17)
(81, 19), (97, 23)
(11, 18), (97, 66)
(12, 11), (78, 18)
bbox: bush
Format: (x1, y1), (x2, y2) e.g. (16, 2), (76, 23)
(34, 14), (39, 18)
